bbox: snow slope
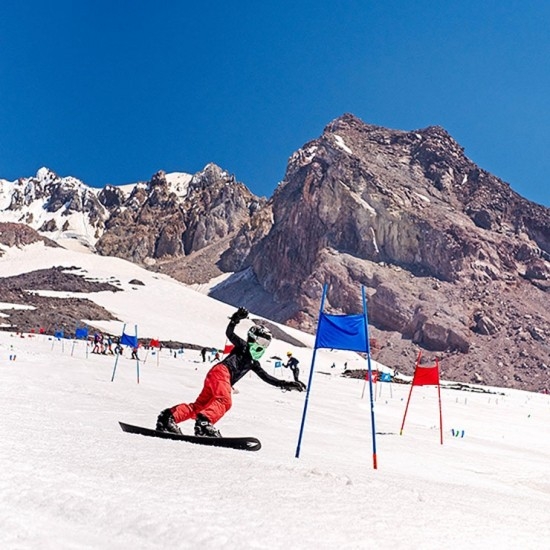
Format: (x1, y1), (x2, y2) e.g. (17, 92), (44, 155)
(0, 243), (314, 353)
(1, 244), (550, 549)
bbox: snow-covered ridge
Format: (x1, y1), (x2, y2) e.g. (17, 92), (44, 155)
(0, 168), (193, 250)
(0, 168), (104, 248)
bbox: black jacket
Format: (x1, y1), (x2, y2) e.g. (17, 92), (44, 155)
(222, 320), (285, 388)
(285, 357), (299, 370)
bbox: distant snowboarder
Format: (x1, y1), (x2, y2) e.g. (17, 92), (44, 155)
(156, 307), (306, 437)
(284, 351), (303, 383)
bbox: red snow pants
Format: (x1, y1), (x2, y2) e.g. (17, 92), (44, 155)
(170, 363), (232, 425)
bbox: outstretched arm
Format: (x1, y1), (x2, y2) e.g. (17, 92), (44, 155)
(226, 307), (249, 347)
(254, 365), (306, 391)
(254, 365), (287, 388)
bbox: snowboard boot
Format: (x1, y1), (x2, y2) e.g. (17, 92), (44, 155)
(156, 409), (182, 435)
(194, 413), (221, 438)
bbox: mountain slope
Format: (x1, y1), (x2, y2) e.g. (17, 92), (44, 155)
(216, 114), (550, 392)
(1, 114), (550, 392)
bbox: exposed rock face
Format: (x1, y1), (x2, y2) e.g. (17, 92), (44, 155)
(0, 267), (120, 334)
(97, 185), (126, 209)
(216, 114), (550, 392)
(0, 222), (60, 252)
(0, 165), (263, 258)
(181, 164), (265, 254)
(95, 165), (265, 265)
(0, 266), (121, 293)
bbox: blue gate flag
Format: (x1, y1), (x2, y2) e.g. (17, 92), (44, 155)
(120, 333), (138, 348)
(75, 327), (88, 340)
(380, 372), (392, 382)
(295, 285), (378, 469)
(112, 324), (140, 384)
(54, 330), (64, 339)
(316, 313), (369, 352)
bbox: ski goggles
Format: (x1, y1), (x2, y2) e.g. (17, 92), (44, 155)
(251, 334), (271, 349)
(248, 342), (268, 360)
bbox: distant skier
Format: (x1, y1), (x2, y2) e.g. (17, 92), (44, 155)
(105, 335), (114, 355)
(156, 307), (306, 437)
(284, 351), (303, 383)
(92, 332), (102, 354)
(114, 338), (123, 356)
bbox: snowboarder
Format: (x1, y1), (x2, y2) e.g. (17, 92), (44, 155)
(156, 307), (306, 437)
(284, 351), (303, 383)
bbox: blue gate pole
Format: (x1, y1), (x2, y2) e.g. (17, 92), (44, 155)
(135, 324), (140, 384)
(295, 284), (327, 458)
(362, 286), (378, 469)
(111, 323), (126, 382)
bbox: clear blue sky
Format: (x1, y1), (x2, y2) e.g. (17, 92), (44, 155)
(1, 1), (549, 206)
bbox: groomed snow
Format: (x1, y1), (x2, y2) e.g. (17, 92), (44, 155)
(1, 243), (550, 549)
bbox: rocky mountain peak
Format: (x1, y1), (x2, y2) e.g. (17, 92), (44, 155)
(213, 114), (550, 392)
(150, 170), (169, 188)
(189, 163), (235, 191)
(35, 166), (58, 183)
(0, 168), (107, 246)
(94, 163), (263, 265)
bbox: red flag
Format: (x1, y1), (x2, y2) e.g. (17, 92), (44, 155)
(365, 370), (379, 383)
(150, 339), (160, 348)
(400, 356), (444, 444)
(412, 358), (440, 386)
(223, 343), (235, 355)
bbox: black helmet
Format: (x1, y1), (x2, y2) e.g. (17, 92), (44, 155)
(247, 325), (272, 348)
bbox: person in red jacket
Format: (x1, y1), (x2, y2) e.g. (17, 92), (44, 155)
(156, 307), (305, 437)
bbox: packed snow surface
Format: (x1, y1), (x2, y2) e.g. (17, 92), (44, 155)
(1, 243), (550, 549)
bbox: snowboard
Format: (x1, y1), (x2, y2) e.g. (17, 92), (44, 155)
(119, 421), (261, 451)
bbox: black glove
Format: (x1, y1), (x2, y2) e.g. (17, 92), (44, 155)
(282, 380), (306, 392)
(229, 307), (249, 323)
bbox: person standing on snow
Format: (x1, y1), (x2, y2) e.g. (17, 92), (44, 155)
(131, 345), (139, 360)
(284, 351), (302, 383)
(156, 307), (306, 437)
(92, 332), (101, 354)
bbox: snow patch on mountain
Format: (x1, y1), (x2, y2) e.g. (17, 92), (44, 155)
(333, 134), (353, 154)
(0, 168), (195, 251)
(165, 171), (193, 199)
